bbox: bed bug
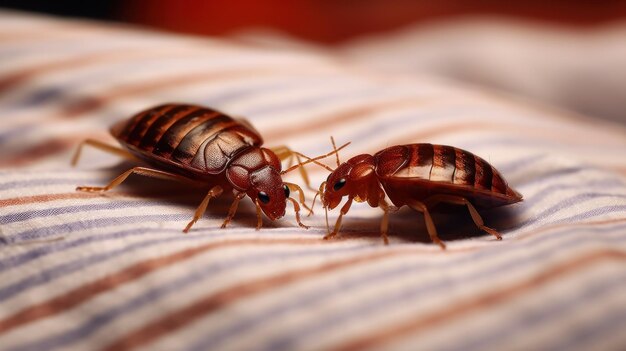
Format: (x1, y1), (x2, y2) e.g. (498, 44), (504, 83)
(314, 139), (522, 249)
(72, 103), (347, 232)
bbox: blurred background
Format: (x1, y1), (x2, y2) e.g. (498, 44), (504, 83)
(2, 0), (626, 124)
(3, 1), (626, 42)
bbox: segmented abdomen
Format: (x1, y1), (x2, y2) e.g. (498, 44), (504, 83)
(374, 144), (516, 197)
(111, 104), (262, 174)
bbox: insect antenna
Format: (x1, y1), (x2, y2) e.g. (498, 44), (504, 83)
(330, 136), (341, 167)
(307, 181), (326, 217)
(280, 142), (350, 175)
(324, 203), (330, 234)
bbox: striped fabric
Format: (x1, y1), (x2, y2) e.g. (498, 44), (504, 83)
(2, 10), (626, 351)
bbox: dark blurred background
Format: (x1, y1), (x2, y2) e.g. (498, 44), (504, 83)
(2, 0), (626, 43)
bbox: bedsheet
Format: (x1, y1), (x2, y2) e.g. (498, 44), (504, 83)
(1, 10), (626, 351)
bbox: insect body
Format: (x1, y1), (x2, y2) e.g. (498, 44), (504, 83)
(73, 103), (344, 232)
(319, 143), (522, 249)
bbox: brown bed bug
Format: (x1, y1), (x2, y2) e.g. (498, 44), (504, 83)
(72, 103), (347, 232)
(314, 139), (522, 249)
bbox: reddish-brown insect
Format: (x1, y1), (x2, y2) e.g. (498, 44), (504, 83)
(72, 103), (346, 232)
(316, 140), (523, 249)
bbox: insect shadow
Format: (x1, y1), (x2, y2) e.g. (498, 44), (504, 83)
(89, 162), (263, 229)
(333, 203), (523, 245)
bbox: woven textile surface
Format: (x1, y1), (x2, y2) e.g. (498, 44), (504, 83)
(1, 11), (626, 351)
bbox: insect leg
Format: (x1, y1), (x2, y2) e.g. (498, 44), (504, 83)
(284, 182), (313, 214)
(271, 145), (313, 190)
(270, 146), (291, 164)
(71, 139), (136, 166)
(221, 192), (246, 228)
(287, 197), (309, 229)
(425, 195), (502, 240)
(76, 167), (198, 192)
(407, 200), (446, 250)
(323, 197), (354, 241)
(183, 185), (224, 233)
(254, 199), (263, 230)
(378, 198), (391, 245)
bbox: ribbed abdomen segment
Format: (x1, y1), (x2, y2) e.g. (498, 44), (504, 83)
(376, 144), (510, 196)
(111, 104), (262, 174)
(452, 147), (508, 195)
(382, 144), (436, 179)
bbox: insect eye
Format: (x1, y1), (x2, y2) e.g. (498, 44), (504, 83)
(283, 184), (290, 198)
(258, 191), (270, 204)
(333, 178), (346, 191)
